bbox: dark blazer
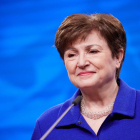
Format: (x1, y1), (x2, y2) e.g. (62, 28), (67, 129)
(31, 79), (140, 140)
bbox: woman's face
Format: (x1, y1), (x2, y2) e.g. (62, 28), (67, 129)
(64, 30), (121, 89)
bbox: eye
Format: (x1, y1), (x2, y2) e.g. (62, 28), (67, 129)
(68, 53), (76, 58)
(89, 50), (99, 54)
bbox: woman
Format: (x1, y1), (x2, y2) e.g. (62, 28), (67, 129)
(31, 13), (140, 140)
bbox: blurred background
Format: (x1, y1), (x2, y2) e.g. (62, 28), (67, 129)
(0, 0), (140, 139)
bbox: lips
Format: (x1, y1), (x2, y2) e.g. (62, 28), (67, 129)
(78, 71), (95, 76)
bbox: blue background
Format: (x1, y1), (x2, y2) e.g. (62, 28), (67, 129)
(0, 0), (140, 139)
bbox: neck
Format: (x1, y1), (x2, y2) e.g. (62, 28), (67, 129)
(80, 79), (119, 112)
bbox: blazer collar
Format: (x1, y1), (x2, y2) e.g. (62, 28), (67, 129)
(56, 79), (136, 127)
(112, 79), (136, 117)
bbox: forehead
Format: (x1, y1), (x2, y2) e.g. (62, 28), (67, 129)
(65, 30), (108, 51)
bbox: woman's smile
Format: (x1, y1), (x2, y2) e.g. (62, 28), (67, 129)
(77, 71), (95, 76)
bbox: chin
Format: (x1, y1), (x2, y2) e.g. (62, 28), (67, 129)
(75, 81), (96, 89)
(71, 78), (98, 89)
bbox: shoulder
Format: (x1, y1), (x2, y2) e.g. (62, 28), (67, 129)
(31, 103), (65, 140)
(31, 103), (64, 140)
(36, 96), (74, 133)
(31, 89), (81, 140)
(38, 89), (81, 124)
(38, 103), (63, 125)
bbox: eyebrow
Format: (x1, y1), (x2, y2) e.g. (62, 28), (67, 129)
(65, 46), (76, 51)
(85, 44), (102, 50)
(65, 44), (102, 51)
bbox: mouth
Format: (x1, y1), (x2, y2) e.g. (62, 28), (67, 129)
(78, 71), (95, 76)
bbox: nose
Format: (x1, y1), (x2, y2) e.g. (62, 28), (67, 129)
(77, 53), (89, 68)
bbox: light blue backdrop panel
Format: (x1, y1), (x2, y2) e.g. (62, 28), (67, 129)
(0, 0), (140, 139)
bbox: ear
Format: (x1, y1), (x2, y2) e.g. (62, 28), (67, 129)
(116, 49), (124, 69)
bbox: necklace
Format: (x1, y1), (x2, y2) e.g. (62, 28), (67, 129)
(81, 98), (114, 120)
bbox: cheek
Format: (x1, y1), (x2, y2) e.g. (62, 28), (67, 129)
(65, 60), (75, 74)
(105, 58), (117, 73)
(89, 57), (105, 70)
(93, 56), (116, 72)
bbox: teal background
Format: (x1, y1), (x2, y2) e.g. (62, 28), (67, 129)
(0, 0), (140, 139)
